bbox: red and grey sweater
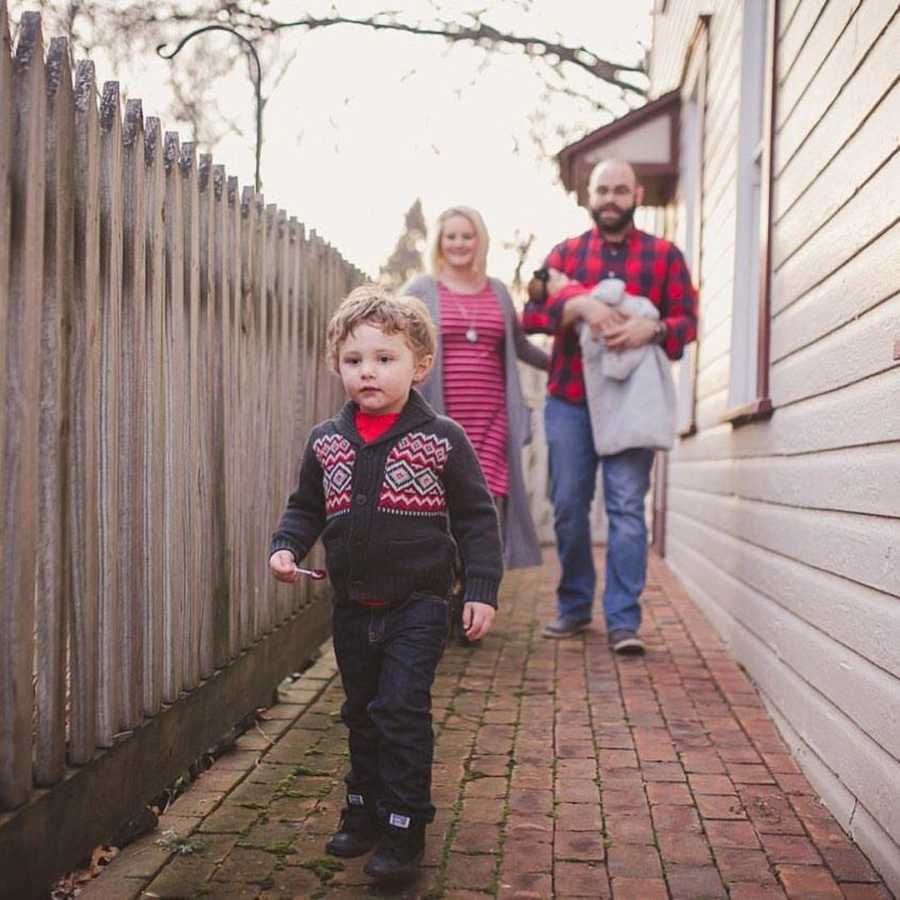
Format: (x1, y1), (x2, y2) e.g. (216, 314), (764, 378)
(270, 390), (503, 608)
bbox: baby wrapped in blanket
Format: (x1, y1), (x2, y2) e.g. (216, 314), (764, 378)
(578, 278), (677, 456)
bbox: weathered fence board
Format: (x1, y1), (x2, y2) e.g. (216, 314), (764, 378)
(0, 17), (9, 765)
(121, 97), (147, 730)
(0, 3), (10, 410)
(179, 142), (202, 691)
(252, 194), (270, 638)
(203, 156), (230, 670)
(225, 174), (242, 660)
(198, 160), (215, 678)
(307, 232), (323, 427)
(263, 202), (279, 632)
(163, 131), (185, 701)
(0, 10), (363, 893)
(1, 10), (45, 809)
(239, 185), (257, 647)
(271, 207), (286, 622)
(289, 219), (305, 473)
(68, 58), (101, 765)
(97, 80), (124, 747)
(35, 35), (74, 786)
(143, 116), (166, 718)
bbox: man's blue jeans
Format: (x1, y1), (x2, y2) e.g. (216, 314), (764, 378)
(544, 395), (654, 632)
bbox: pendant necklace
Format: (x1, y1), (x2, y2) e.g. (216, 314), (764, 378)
(454, 290), (478, 344)
(441, 277), (486, 343)
(447, 289), (480, 342)
(454, 294), (479, 342)
(460, 304), (478, 343)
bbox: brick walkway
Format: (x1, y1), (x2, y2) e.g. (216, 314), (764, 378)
(82, 551), (892, 899)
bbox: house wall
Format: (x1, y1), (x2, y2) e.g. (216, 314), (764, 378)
(651, 0), (900, 891)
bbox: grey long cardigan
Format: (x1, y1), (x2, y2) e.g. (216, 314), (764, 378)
(403, 274), (549, 569)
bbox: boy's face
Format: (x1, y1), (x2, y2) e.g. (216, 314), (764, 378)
(338, 323), (431, 415)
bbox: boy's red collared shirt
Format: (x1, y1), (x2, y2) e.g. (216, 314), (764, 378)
(522, 226), (698, 404)
(355, 410), (401, 444)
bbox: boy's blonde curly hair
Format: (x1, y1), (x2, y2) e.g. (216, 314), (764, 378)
(326, 284), (437, 374)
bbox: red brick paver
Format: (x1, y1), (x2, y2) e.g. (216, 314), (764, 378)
(79, 551), (893, 898)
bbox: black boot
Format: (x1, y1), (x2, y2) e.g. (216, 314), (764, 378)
(363, 819), (426, 881)
(325, 795), (379, 858)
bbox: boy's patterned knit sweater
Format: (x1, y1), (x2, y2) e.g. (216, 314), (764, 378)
(270, 389), (503, 608)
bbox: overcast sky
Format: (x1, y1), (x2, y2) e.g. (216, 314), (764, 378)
(13, 0), (652, 282)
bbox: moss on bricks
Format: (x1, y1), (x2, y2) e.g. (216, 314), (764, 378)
(298, 856), (344, 884)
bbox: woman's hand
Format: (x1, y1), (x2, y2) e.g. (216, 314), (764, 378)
(462, 601), (496, 641)
(269, 549), (299, 583)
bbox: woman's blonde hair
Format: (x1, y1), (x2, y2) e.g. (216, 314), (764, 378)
(326, 284), (436, 373)
(429, 206), (490, 278)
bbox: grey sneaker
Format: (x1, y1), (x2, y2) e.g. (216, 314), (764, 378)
(609, 629), (645, 654)
(542, 617), (591, 639)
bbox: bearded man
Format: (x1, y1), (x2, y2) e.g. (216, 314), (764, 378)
(523, 159), (697, 652)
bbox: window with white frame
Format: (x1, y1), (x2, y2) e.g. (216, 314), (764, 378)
(727, 0), (773, 414)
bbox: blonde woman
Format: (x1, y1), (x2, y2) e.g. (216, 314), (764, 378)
(403, 207), (549, 596)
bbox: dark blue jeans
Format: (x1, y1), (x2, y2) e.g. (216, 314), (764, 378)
(544, 395), (654, 633)
(332, 593), (448, 827)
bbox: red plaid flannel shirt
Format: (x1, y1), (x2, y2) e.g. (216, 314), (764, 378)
(523, 226), (698, 404)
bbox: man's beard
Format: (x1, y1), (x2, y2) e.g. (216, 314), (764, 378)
(591, 203), (636, 235)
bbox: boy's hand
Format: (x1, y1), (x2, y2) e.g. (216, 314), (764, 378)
(269, 550), (299, 584)
(462, 601), (496, 641)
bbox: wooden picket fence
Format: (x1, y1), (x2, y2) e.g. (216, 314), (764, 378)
(0, 7), (362, 891)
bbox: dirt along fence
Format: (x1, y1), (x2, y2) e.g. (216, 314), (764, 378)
(0, 7), (363, 895)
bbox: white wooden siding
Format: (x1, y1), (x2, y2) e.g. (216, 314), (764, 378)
(771, 150), (900, 317)
(667, 539), (900, 860)
(771, 221), (899, 361)
(669, 446), (900, 516)
(774, 81), (899, 273)
(774, 11), (900, 220)
(775, 2), (896, 177)
(653, 0), (900, 890)
(771, 296), (900, 407)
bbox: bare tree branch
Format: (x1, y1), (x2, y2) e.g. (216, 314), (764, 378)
(8, 0), (649, 167)
(238, 9), (648, 96)
(502, 230), (536, 291)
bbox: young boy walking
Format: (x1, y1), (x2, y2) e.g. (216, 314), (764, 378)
(269, 285), (503, 882)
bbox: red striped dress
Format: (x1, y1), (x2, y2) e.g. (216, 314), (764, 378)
(438, 282), (508, 496)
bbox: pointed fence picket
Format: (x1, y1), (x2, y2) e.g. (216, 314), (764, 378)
(2, 9), (45, 809)
(0, 7), (363, 895)
(35, 34), (73, 787)
(121, 97), (148, 731)
(68, 56), (102, 767)
(143, 114), (167, 718)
